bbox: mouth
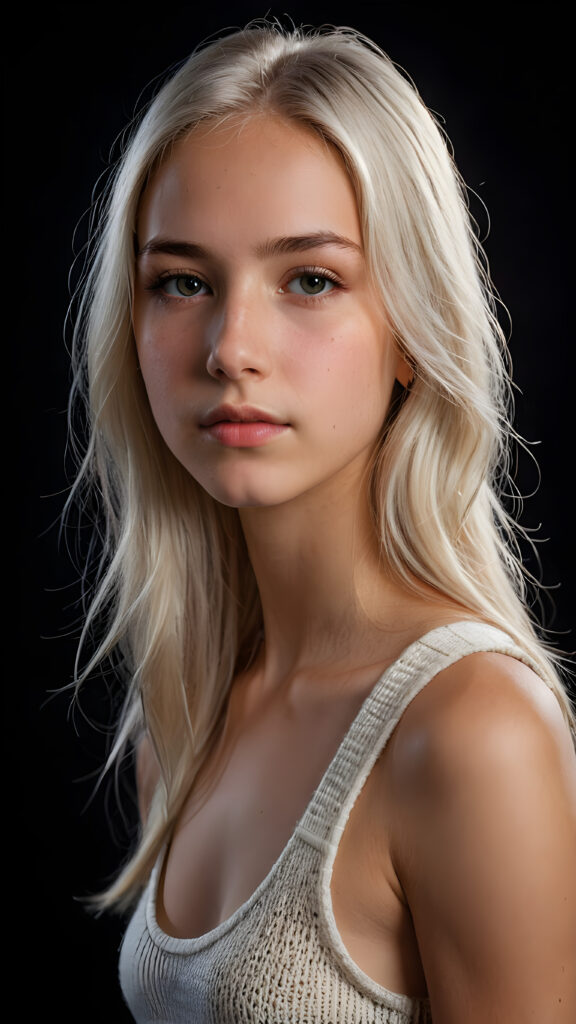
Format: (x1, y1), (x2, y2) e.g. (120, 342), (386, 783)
(200, 404), (288, 427)
(199, 405), (290, 448)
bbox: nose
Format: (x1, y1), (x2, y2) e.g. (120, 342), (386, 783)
(206, 295), (271, 381)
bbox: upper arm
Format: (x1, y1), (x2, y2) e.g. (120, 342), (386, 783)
(135, 732), (161, 826)
(389, 654), (576, 1023)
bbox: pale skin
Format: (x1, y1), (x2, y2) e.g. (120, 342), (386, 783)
(133, 114), (576, 1021)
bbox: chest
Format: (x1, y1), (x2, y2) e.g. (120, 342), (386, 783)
(155, 676), (427, 997)
(159, 684), (363, 935)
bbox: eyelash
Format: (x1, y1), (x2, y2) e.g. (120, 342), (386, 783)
(145, 270), (211, 303)
(281, 266), (342, 301)
(144, 265), (343, 304)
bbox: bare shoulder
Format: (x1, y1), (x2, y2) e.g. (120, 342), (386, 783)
(389, 651), (575, 789)
(386, 650), (576, 846)
(385, 651), (576, 1021)
(135, 732), (162, 825)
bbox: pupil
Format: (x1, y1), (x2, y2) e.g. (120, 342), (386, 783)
(302, 274), (324, 294)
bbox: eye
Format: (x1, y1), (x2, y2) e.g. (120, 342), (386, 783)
(285, 272), (337, 297)
(163, 275), (209, 298)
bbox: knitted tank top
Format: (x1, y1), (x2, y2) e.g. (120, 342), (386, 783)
(119, 621), (541, 1023)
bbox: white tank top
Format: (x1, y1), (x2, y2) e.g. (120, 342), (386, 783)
(119, 621), (540, 1023)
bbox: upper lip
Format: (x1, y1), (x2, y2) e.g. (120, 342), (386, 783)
(200, 404), (288, 427)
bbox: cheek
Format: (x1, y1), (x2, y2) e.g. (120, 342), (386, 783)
(309, 327), (396, 422)
(133, 296), (193, 376)
(135, 341), (169, 415)
(135, 319), (195, 407)
(134, 341), (185, 446)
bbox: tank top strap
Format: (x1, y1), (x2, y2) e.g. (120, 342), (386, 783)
(296, 620), (539, 849)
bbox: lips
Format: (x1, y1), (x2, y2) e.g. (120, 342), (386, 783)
(199, 404), (290, 448)
(200, 404), (287, 427)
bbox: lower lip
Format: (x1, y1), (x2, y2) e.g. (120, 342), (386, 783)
(201, 421), (289, 447)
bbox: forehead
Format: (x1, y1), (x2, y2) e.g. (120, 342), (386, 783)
(137, 114), (361, 247)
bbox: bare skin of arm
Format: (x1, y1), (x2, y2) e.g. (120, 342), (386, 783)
(387, 653), (576, 1023)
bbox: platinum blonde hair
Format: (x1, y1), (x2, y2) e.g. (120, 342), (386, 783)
(68, 22), (574, 909)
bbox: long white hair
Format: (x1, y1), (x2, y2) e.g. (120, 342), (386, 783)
(67, 21), (574, 909)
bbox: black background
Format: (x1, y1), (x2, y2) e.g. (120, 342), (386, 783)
(7, 4), (574, 1022)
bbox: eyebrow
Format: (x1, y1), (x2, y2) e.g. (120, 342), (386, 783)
(136, 231), (362, 260)
(254, 232), (362, 258)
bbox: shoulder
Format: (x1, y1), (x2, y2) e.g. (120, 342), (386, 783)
(385, 651), (576, 1019)
(389, 650), (575, 793)
(385, 651), (576, 843)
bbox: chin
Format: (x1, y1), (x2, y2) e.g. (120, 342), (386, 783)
(206, 488), (292, 511)
(182, 452), (288, 506)
(188, 472), (285, 510)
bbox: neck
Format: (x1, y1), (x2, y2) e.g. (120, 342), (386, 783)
(238, 475), (418, 685)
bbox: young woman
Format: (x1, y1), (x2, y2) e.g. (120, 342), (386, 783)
(69, 22), (576, 1023)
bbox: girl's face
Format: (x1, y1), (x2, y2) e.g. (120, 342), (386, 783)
(134, 115), (406, 510)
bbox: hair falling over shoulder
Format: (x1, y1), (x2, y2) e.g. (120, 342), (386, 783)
(65, 20), (575, 911)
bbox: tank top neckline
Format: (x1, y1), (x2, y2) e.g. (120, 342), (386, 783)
(144, 619), (511, 954)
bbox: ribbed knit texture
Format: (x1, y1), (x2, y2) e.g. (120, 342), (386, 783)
(119, 621), (540, 1023)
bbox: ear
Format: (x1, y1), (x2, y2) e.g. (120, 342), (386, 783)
(394, 353), (414, 389)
